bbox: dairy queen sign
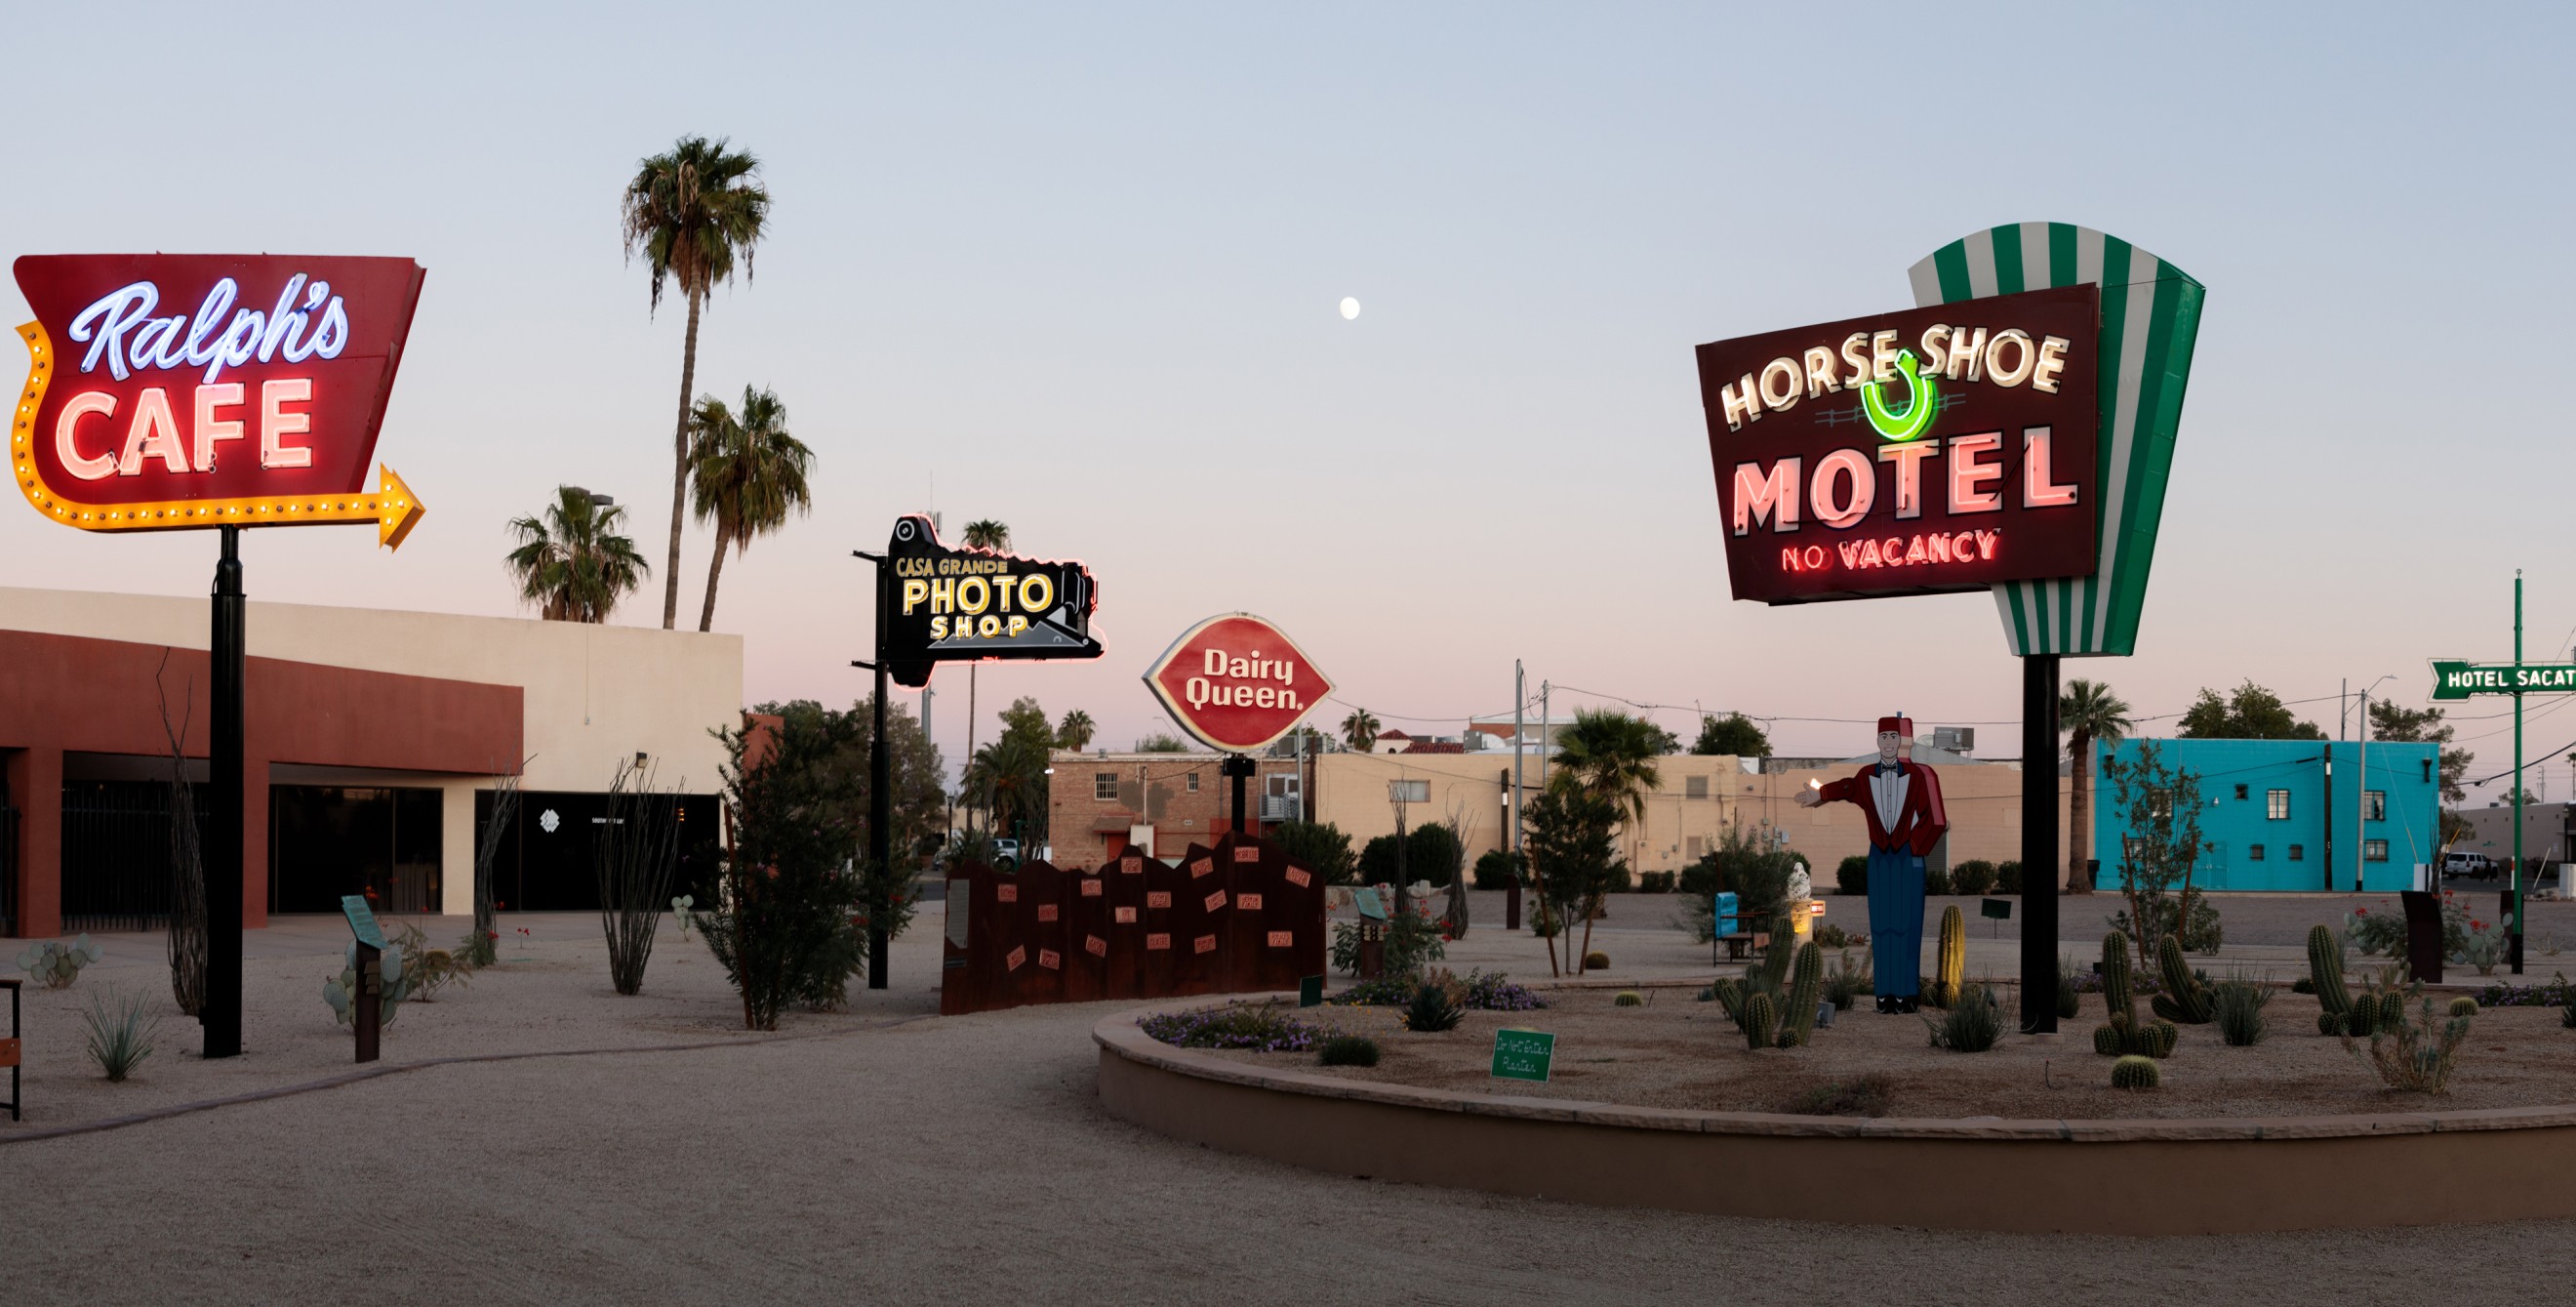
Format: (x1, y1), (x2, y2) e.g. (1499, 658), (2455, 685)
(1144, 613), (1335, 754)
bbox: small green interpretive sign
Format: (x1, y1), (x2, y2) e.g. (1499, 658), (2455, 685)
(1299, 974), (1325, 1008)
(341, 895), (385, 950)
(1981, 897), (2013, 920)
(1491, 1028), (1555, 1083)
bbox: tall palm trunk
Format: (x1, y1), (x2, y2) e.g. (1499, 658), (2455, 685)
(662, 290), (704, 630)
(697, 522), (731, 633)
(2067, 733), (2095, 894)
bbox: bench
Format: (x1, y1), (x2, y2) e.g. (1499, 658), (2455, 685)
(1713, 912), (1774, 962)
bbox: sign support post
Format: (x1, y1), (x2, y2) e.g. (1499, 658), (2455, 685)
(854, 549), (894, 991)
(205, 526), (245, 1058)
(2019, 653), (2059, 1034)
(1224, 754), (1256, 839)
(2515, 571), (2524, 975)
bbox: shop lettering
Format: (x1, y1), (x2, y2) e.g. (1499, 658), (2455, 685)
(68, 274), (349, 384)
(1182, 647), (1302, 712)
(1714, 320), (2071, 433)
(1729, 428), (2078, 538)
(900, 570), (1058, 641)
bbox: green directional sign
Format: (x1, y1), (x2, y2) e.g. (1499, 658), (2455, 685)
(2431, 661), (2576, 700)
(1491, 1028), (1555, 1082)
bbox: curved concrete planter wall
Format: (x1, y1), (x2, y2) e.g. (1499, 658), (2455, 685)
(1095, 1005), (2576, 1234)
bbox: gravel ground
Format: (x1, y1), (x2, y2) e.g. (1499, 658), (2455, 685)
(8, 908), (2576, 1304)
(1248, 987), (2575, 1119)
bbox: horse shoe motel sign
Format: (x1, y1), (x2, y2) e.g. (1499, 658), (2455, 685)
(12, 254), (427, 548)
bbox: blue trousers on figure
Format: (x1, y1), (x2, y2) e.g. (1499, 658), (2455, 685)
(1868, 845), (1925, 999)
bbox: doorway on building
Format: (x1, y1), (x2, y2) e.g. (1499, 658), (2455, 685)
(268, 786), (443, 915)
(475, 790), (722, 914)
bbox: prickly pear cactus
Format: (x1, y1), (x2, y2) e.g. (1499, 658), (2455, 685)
(17, 935), (102, 989)
(322, 943), (414, 1029)
(2111, 1054), (2161, 1089)
(1743, 992), (1778, 1050)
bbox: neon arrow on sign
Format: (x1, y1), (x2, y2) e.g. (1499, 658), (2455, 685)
(10, 255), (428, 548)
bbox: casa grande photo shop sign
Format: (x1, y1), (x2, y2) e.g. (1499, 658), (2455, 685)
(877, 513), (1102, 688)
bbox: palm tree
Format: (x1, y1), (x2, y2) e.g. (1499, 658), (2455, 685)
(964, 730), (1050, 850)
(957, 518), (1011, 800)
(1548, 708), (1668, 971)
(1056, 709), (1096, 752)
(505, 487), (649, 623)
(687, 386), (814, 632)
(2062, 678), (2134, 895)
(1340, 708), (1381, 754)
(622, 136), (771, 631)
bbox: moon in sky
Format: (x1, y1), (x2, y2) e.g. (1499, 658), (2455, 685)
(1339, 297), (1361, 320)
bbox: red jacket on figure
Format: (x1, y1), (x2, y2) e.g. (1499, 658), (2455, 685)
(1815, 757), (1949, 857)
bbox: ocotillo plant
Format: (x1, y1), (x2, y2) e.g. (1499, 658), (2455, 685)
(595, 761), (685, 997)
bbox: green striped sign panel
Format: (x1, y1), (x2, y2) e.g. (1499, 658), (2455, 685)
(1907, 224), (2205, 658)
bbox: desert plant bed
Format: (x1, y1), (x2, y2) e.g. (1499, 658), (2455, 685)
(1198, 987), (2576, 1120)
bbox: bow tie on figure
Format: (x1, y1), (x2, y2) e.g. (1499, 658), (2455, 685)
(1791, 714), (1949, 1014)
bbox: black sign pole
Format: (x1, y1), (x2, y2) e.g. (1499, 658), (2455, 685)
(1225, 754), (1256, 842)
(204, 526), (244, 1058)
(2020, 652), (2060, 1035)
(854, 550), (893, 991)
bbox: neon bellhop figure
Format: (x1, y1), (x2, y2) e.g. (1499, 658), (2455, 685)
(1794, 715), (1948, 1013)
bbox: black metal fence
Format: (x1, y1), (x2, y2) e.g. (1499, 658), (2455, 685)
(0, 805), (18, 938)
(61, 781), (204, 934)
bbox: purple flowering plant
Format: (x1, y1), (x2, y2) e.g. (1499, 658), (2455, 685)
(1141, 1001), (1328, 1053)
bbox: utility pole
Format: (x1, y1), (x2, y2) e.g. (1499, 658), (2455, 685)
(1510, 660), (1526, 931)
(2515, 570), (2526, 974)
(1538, 680), (1550, 796)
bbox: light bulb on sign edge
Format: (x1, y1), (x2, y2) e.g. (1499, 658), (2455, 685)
(1339, 297), (1360, 320)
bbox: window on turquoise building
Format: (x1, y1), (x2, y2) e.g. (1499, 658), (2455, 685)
(2234, 783), (2249, 800)
(2364, 791), (2386, 821)
(2267, 790), (2291, 820)
(2365, 839), (2390, 862)
(2249, 843), (2266, 861)
(2288, 843), (2306, 861)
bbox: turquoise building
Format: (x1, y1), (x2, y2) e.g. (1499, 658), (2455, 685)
(2092, 738), (2441, 893)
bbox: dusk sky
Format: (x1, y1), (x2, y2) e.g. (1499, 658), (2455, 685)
(3, 4), (2567, 801)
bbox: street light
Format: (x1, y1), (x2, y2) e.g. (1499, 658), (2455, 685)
(2356, 674), (2394, 892)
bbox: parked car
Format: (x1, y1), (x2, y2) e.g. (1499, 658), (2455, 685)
(2443, 851), (2494, 878)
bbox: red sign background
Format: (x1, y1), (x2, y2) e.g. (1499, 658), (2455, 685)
(1143, 613), (1335, 754)
(14, 254), (424, 516)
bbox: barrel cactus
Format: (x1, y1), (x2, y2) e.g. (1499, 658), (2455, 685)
(2093, 1019), (2127, 1057)
(2111, 1054), (2161, 1090)
(1614, 991), (1645, 1008)
(2133, 1019), (2179, 1059)
(1743, 992), (1778, 1050)
(2448, 996), (2480, 1019)
(16, 935), (103, 990)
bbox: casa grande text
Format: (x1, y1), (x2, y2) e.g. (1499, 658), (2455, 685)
(897, 557), (1062, 642)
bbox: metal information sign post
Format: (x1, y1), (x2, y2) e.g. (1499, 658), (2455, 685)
(2427, 572), (2552, 973)
(342, 895), (387, 1064)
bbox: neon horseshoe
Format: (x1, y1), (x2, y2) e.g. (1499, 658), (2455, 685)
(1861, 348), (1938, 442)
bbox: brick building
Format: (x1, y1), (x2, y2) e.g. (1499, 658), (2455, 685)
(1047, 750), (1309, 866)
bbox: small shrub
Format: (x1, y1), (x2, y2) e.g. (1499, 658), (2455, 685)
(1952, 860), (1997, 895)
(1460, 969), (1549, 1011)
(1922, 863), (1953, 897)
(2212, 978), (2271, 1046)
(82, 986), (160, 1082)
(1836, 855), (1870, 896)
(2562, 1004), (2576, 1030)
(1329, 910), (1447, 979)
(1324, 977), (1416, 1007)
(2111, 1055), (2160, 1089)
(2345, 993), (2472, 1094)
(2056, 954), (2085, 1020)
(1995, 860), (2023, 895)
(1635, 871), (1676, 894)
(2475, 973), (2575, 1006)
(2291, 976), (2316, 995)
(1142, 1001), (1327, 1052)
(17, 935), (102, 989)
(1925, 983), (2002, 1052)
(2448, 996), (2481, 1018)
(387, 921), (470, 1001)
(1820, 951), (1872, 1011)
(1583, 951), (1611, 970)
(1613, 991), (1645, 1007)
(1316, 1034), (1381, 1067)
(1405, 982), (1464, 1033)
(1778, 1073), (1894, 1117)
(1470, 849), (1524, 889)
(1813, 922), (1855, 949)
